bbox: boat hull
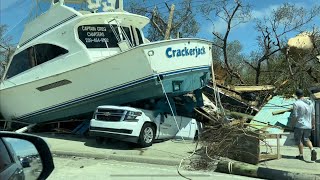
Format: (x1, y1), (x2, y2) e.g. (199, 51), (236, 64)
(16, 68), (209, 123)
(0, 39), (212, 124)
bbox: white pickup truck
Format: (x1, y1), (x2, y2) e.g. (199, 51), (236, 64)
(89, 105), (201, 147)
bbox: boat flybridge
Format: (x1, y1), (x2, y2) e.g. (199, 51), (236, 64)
(0, 0), (213, 125)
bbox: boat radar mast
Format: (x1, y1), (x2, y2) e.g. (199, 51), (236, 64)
(52, 0), (123, 12)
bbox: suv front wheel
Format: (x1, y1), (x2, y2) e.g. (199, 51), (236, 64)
(138, 123), (155, 147)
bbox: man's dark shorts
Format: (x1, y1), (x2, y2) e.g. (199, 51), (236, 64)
(294, 128), (311, 145)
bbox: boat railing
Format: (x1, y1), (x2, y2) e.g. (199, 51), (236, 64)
(108, 19), (133, 51)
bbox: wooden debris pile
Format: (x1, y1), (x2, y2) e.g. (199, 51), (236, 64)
(192, 83), (280, 169)
(194, 107), (264, 168)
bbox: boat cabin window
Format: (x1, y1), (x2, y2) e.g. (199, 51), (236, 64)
(78, 25), (143, 48)
(5, 44), (68, 79)
(136, 28), (143, 45)
(5, 50), (30, 79)
(78, 25), (119, 48)
(34, 44), (68, 65)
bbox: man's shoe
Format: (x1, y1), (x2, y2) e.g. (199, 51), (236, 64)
(311, 150), (317, 161)
(295, 155), (304, 160)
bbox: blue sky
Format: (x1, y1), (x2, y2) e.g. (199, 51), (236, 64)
(1, 0), (319, 55)
(4, 137), (38, 157)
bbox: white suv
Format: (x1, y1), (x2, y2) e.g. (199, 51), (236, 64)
(89, 105), (201, 147)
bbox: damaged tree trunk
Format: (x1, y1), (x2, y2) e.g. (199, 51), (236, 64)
(164, 4), (175, 40)
(217, 160), (320, 180)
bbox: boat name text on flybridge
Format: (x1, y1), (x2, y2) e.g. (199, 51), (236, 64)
(166, 46), (206, 58)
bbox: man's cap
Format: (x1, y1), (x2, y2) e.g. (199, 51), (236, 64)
(295, 89), (304, 97)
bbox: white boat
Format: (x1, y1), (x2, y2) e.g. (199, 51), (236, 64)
(0, 0), (212, 124)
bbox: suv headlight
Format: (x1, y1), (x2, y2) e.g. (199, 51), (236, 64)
(124, 111), (142, 121)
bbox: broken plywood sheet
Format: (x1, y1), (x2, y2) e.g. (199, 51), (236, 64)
(251, 96), (296, 128)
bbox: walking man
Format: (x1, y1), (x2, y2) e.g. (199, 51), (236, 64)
(292, 89), (317, 161)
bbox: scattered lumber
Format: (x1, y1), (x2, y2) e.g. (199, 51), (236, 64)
(218, 87), (243, 100)
(204, 85), (259, 114)
(226, 111), (254, 120)
(272, 107), (293, 115)
(230, 85), (275, 92)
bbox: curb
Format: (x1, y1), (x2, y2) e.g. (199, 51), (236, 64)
(51, 150), (187, 166)
(259, 165), (320, 176)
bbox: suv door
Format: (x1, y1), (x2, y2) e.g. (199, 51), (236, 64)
(0, 138), (24, 180)
(175, 116), (197, 139)
(159, 113), (179, 139)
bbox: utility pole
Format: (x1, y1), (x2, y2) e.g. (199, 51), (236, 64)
(164, 4), (175, 40)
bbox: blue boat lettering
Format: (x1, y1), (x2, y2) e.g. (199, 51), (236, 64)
(166, 46), (206, 58)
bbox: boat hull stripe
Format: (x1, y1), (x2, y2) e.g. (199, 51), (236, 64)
(14, 66), (210, 120)
(20, 14), (78, 47)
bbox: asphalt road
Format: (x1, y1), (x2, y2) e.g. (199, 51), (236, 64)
(47, 156), (258, 180)
(23, 160), (42, 180)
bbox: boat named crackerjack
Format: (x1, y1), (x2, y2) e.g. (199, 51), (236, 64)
(0, 0), (212, 124)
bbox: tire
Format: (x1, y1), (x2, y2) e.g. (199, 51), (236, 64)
(138, 123), (155, 147)
(95, 137), (104, 145)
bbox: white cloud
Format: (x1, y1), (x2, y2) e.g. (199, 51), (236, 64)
(208, 17), (250, 34)
(251, 4), (280, 20)
(209, 18), (226, 34)
(251, 2), (308, 20)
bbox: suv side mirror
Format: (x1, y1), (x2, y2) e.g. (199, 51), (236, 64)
(0, 132), (54, 180)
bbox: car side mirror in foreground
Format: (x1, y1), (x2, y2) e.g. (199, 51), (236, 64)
(0, 132), (54, 180)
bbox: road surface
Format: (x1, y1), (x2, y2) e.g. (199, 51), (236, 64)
(47, 156), (258, 180)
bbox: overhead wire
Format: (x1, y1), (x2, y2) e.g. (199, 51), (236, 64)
(151, 43), (229, 178)
(155, 74), (194, 152)
(2, 0), (53, 44)
(154, 62), (225, 179)
(155, 73), (200, 180)
(2, 1), (31, 38)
